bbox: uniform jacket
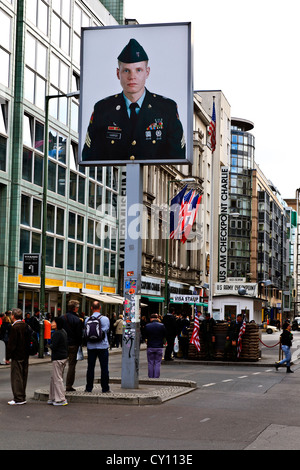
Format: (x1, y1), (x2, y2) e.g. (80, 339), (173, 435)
(82, 89), (186, 162)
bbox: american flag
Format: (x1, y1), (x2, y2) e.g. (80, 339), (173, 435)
(237, 315), (246, 358)
(173, 189), (194, 240)
(208, 99), (216, 153)
(181, 193), (202, 244)
(190, 306), (200, 352)
(170, 185), (187, 239)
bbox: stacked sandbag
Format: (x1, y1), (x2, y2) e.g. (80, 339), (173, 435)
(187, 321), (260, 361)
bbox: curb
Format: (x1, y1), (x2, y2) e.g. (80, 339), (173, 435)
(33, 377), (197, 406)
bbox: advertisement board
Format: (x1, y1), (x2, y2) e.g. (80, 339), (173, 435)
(78, 23), (193, 166)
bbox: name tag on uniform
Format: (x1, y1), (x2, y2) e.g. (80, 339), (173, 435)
(107, 126), (122, 139)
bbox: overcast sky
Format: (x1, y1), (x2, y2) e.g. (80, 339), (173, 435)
(124, 0), (300, 199)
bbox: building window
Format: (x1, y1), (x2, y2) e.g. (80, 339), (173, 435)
(48, 129), (67, 196)
(103, 224), (117, 278)
(24, 33), (47, 110)
(51, 0), (70, 56)
(0, 9), (12, 87)
(46, 203), (65, 268)
(22, 114), (44, 186)
(67, 211), (85, 272)
(26, 0), (49, 36)
(88, 167), (103, 210)
(0, 100), (8, 171)
(86, 218), (102, 275)
(19, 195), (43, 260)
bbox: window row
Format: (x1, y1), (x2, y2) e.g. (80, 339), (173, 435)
(20, 228), (117, 277)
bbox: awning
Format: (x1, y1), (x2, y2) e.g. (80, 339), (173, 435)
(83, 293), (123, 305)
(170, 299), (208, 307)
(142, 295), (165, 303)
(18, 283), (58, 290)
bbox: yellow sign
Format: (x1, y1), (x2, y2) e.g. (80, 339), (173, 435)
(18, 275), (63, 287)
(67, 281), (83, 289)
(86, 284), (100, 291)
(102, 286), (116, 294)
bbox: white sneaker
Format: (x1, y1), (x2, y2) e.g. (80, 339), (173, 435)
(8, 400), (26, 405)
(47, 400), (54, 405)
(53, 400), (68, 406)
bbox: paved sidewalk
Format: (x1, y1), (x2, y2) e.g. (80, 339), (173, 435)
(2, 336), (299, 405)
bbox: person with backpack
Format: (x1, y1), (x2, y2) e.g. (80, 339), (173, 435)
(84, 301), (110, 394)
(6, 308), (29, 405)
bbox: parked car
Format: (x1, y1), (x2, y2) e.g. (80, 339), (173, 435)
(292, 318), (300, 331)
(259, 322), (279, 334)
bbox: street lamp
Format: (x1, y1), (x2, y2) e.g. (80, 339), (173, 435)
(39, 91), (80, 358)
(164, 177), (196, 315)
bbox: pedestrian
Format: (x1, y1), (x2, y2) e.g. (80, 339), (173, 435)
(224, 313), (243, 361)
(200, 313), (216, 360)
(114, 314), (123, 348)
(61, 300), (83, 391)
(6, 308), (29, 405)
(81, 38), (186, 163)
(0, 314), (12, 364)
(44, 315), (52, 356)
(275, 323), (294, 373)
(28, 309), (40, 338)
(144, 313), (167, 378)
(48, 316), (69, 406)
(179, 313), (190, 359)
(162, 306), (177, 361)
(85, 301), (110, 394)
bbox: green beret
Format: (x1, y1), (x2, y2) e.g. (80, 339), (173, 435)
(118, 38), (149, 63)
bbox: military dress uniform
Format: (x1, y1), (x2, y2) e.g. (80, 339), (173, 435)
(82, 88), (186, 162)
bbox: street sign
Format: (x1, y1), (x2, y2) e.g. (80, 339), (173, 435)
(23, 254), (40, 277)
(171, 294), (200, 303)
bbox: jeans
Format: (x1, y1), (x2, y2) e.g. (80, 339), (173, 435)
(279, 345), (291, 367)
(147, 347), (163, 378)
(86, 348), (109, 392)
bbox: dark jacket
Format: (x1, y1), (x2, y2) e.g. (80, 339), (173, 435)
(82, 89), (186, 162)
(280, 329), (293, 347)
(144, 321), (167, 348)
(61, 312), (83, 346)
(6, 321), (29, 361)
(50, 329), (68, 361)
(162, 313), (177, 337)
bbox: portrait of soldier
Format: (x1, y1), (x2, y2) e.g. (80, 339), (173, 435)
(81, 38), (186, 162)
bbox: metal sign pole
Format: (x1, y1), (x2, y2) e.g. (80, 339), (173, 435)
(121, 164), (143, 389)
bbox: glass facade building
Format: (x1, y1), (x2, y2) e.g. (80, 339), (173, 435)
(0, 0), (122, 315)
(228, 118), (254, 279)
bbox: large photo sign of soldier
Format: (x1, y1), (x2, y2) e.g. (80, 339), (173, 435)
(78, 23), (193, 166)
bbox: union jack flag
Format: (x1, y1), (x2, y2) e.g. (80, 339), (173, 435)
(208, 99), (216, 153)
(190, 306), (200, 352)
(237, 315), (246, 358)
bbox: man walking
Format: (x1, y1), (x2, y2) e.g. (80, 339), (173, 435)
(85, 301), (110, 393)
(6, 308), (29, 405)
(61, 300), (83, 391)
(144, 314), (166, 378)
